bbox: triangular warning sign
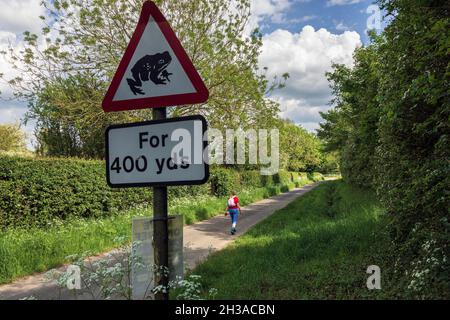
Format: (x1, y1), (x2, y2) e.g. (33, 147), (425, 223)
(102, 1), (209, 112)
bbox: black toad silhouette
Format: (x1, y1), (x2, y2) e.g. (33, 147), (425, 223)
(126, 51), (173, 95)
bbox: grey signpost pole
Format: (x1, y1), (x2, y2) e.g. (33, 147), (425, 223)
(152, 106), (169, 300)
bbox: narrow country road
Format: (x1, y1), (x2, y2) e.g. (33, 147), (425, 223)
(0, 182), (322, 300)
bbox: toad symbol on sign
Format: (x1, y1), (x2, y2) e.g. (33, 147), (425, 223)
(126, 51), (173, 95)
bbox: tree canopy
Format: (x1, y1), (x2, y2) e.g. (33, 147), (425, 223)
(1, 0), (287, 158)
(0, 123), (27, 152)
(279, 119), (323, 172)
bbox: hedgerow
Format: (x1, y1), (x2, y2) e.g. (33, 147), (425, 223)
(308, 172), (325, 182)
(239, 170), (261, 189)
(209, 166), (241, 196)
(273, 171), (291, 185)
(0, 156), (153, 228)
(0, 156), (323, 229)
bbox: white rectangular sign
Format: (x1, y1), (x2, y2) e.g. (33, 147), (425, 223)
(106, 115), (208, 187)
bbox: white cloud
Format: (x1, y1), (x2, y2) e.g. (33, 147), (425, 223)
(246, 0), (293, 34)
(0, 31), (19, 98)
(259, 25), (361, 131)
(290, 15), (317, 23)
(335, 21), (350, 31)
(276, 96), (329, 123)
(326, 0), (364, 6)
(0, 0), (44, 150)
(0, 37), (29, 101)
(251, 0), (292, 18)
(0, 0), (45, 34)
(0, 31), (17, 45)
(0, 102), (26, 124)
(0, 1), (47, 99)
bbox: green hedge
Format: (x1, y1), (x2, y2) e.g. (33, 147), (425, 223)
(308, 172), (325, 182)
(298, 172), (309, 181)
(210, 167), (241, 196)
(240, 170), (309, 190)
(273, 170), (292, 185)
(0, 155), (322, 229)
(0, 156), (154, 228)
(240, 170), (261, 189)
(260, 174), (273, 187)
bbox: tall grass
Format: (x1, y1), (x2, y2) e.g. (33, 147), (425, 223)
(0, 209), (142, 284)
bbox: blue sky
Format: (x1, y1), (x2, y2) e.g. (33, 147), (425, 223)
(0, 0), (385, 149)
(257, 0), (377, 42)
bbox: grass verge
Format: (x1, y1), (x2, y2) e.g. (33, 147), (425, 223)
(191, 180), (397, 299)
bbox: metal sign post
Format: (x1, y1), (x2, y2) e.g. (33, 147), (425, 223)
(152, 107), (168, 300)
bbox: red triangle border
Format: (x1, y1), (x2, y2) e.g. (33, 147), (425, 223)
(102, 1), (209, 112)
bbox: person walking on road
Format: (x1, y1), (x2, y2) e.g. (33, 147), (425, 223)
(225, 191), (241, 235)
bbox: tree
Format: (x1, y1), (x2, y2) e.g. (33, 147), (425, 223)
(317, 150), (339, 174)
(31, 72), (145, 158)
(1, 0), (287, 158)
(0, 123), (27, 152)
(318, 35), (381, 187)
(278, 119), (322, 172)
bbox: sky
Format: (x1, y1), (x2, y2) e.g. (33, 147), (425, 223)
(0, 0), (385, 149)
